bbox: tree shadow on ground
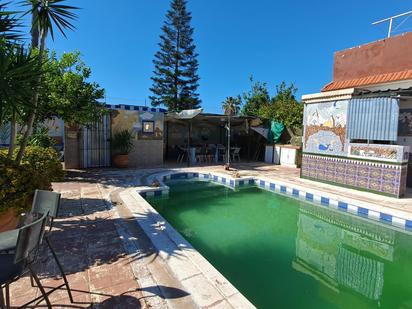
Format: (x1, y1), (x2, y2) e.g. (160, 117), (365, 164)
(37, 206), (185, 279)
(13, 190), (192, 308)
(24, 285), (190, 308)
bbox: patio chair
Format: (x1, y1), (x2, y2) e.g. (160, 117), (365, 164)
(196, 146), (207, 163)
(232, 147), (241, 162)
(0, 213), (51, 309)
(206, 144), (216, 163)
(30, 190), (73, 303)
(217, 146), (226, 162)
(177, 146), (186, 163)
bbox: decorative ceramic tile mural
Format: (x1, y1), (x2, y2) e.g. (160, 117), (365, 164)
(349, 144), (409, 162)
(111, 109), (164, 140)
(350, 145), (397, 160)
(303, 101), (348, 156)
(301, 154), (407, 197)
(0, 123), (10, 147)
(398, 109), (412, 136)
(0, 118), (64, 147)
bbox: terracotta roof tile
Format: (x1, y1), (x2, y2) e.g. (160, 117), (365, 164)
(321, 69), (412, 92)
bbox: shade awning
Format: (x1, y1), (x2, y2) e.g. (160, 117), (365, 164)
(167, 108), (203, 120)
(347, 97), (399, 141)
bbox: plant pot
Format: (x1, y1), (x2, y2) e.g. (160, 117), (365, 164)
(113, 154), (129, 168)
(0, 208), (19, 232)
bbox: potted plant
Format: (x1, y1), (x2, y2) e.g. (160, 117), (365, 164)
(111, 130), (134, 168)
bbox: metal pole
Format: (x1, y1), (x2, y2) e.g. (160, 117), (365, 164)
(372, 10), (412, 37)
(388, 17), (393, 37)
(227, 116), (231, 167)
(187, 120), (191, 167)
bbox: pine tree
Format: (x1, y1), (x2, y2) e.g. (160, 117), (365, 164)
(150, 0), (200, 112)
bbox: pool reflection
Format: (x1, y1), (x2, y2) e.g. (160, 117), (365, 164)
(293, 204), (399, 303)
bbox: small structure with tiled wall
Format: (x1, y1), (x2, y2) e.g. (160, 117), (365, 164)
(109, 104), (166, 167)
(64, 104), (166, 169)
(301, 32), (412, 198)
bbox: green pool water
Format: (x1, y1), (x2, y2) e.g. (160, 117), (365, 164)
(147, 181), (412, 309)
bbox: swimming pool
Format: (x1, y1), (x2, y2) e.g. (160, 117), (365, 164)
(147, 180), (412, 309)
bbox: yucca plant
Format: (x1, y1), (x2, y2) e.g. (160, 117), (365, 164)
(111, 130), (134, 155)
(0, 2), (22, 42)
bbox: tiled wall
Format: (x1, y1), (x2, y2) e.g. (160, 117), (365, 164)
(301, 154), (408, 197)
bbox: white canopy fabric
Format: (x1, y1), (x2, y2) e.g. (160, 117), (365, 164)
(168, 108), (203, 120)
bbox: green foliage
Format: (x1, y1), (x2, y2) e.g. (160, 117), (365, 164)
(20, 145), (64, 178)
(0, 145), (64, 214)
(222, 96), (242, 116)
(241, 78), (271, 117)
(0, 2), (22, 42)
(238, 80), (303, 143)
(259, 82), (303, 128)
(0, 42), (41, 124)
(150, 0), (200, 111)
(15, 0), (79, 164)
(36, 50), (106, 125)
(26, 126), (56, 147)
(111, 130), (134, 155)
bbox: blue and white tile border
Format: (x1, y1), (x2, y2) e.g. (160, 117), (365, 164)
(106, 103), (166, 113)
(138, 170), (412, 233)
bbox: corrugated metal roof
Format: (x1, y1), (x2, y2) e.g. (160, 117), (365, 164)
(321, 69), (412, 92)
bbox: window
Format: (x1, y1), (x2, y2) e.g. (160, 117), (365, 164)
(142, 121), (154, 133)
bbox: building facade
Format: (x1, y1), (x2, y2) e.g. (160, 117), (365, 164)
(301, 32), (412, 198)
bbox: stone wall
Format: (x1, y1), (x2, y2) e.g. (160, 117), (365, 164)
(128, 140), (164, 168)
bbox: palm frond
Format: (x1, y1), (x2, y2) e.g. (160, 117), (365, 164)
(0, 2), (22, 42)
(23, 0), (78, 40)
(0, 42), (43, 109)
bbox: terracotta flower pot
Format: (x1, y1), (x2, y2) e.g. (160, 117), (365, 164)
(0, 208), (19, 232)
(113, 154), (129, 168)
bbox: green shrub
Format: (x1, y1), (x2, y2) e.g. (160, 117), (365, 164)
(0, 146), (64, 214)
(20, 146), (64, 180)
(111, 129), (134, 155)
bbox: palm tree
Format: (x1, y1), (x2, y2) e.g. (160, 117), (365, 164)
(222, 96), (241, 168)
(222, 96), (241, 116)
(16, 0), (78, 164)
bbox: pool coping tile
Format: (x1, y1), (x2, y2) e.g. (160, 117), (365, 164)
(142, 170), (412, 233)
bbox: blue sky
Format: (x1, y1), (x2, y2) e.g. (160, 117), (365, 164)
(14, 0), (412, 113)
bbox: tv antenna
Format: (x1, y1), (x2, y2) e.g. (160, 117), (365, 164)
(372, 10), (412, 38)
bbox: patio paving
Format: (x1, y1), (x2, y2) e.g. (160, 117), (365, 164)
(8, 162), (412, 308)
(9, 179), (197, 309)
